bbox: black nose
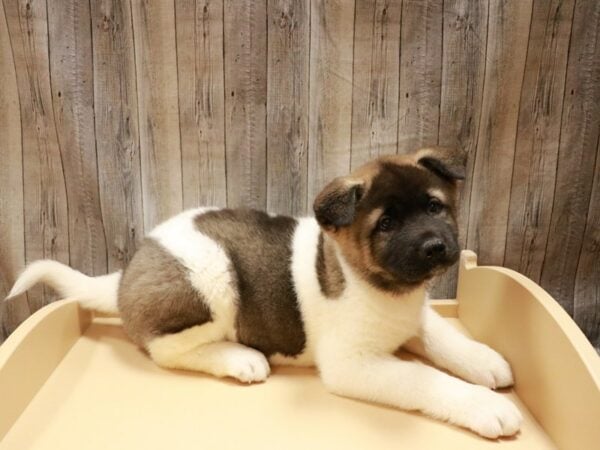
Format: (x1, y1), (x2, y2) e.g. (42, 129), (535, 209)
(421, 238), (446, 260)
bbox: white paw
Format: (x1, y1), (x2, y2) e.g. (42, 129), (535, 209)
(457, 343), (514, 389)
(223, 348), (270, 384)
(451, 385), (522, 438)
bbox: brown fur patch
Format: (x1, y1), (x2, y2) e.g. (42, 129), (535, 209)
(330, 222), (401, 292)
(316, 232), (346, 298)
(194, 209), (306, 357)
(118, 239), (213, 348)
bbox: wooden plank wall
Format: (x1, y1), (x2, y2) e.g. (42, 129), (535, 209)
(0, 0), (598, 350)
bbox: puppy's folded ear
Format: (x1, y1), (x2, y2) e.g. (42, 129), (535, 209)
(415, 146), (467, 182)
(313, 177), (365, 229)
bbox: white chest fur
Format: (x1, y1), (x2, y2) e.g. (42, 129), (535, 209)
(288, 218), (426, 366)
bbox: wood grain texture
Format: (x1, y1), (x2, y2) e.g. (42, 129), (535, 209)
(431, 0), (488, 298)
(176, 0), (227, 209)
(0, 0), (28, 342)
(4, 0), (70, 312)
(90, 0), (144, 271)
(266, 0), (310, 216)
(307, 0), (355, 204)
(466, 0), (534, 265)
(504, 0), (575, 283)
(0, 0), (598, 351)
(350, 0), (401, 170)
(574, 140), (600, 350)
(540, 0), (600, 315)
(396, 0), (443, 155)
(47, 0), (107, 276)
(224, 0), (268, 209)
(131, 0), (183, 229)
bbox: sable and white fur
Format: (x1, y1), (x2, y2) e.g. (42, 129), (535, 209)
(7, 148), (522, 439)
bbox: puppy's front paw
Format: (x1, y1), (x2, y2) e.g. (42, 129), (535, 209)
(452, 385), (522, 439)
(458, 343), (514, 389)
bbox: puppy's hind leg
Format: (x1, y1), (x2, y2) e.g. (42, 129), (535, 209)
(147, 324), (270, 384)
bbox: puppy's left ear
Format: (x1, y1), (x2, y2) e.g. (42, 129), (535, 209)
(415, 146), (467, 182)
(313, 177), (366, 230)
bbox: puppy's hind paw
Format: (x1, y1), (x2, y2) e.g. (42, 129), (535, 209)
(224, 348), (271, 384)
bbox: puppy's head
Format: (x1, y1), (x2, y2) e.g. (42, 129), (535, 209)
(313, 146), (466, 292)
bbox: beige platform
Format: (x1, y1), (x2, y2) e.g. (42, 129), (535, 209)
(1, 251), (599, 449)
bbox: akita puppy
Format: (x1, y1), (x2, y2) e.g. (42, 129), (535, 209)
(8, 146), (521, 438)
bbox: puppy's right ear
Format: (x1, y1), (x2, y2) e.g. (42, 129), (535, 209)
(313, 177), (365, 230)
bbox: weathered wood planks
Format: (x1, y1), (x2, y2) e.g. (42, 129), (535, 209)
(397, 0), (443, 155)
(0, 0), (28, 342)
(3, 0), (70, 313)
(540, 0), (600, 315)
(574, 140), (600, 349)
(176, 0), (227, 209)
(466, 0), (534, 265)
(266, 0), (310, 215)
(0, 0), (598, 351)
(47, 0), (107, 276)
(91, 0), (144, 271)
(224, 0), (268, 210)
(432, 0), (488, 298)
(131, 0), (183, 230)
(504, 0), (575, 283)
(350, 0), (401, 169)
(307, 0), (355, 204)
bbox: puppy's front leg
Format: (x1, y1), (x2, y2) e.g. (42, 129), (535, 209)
(404, 306), (513, 389)
(318, 352), (522, 439)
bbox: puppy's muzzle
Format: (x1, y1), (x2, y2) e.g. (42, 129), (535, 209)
(421, 238), (446, 261)
(419, 236), (460, 271)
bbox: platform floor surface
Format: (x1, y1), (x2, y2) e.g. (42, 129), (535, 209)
(1, 318), (556, 450)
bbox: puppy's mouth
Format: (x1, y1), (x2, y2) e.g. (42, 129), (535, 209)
(394, 251), (460, 284)
(424, 263), (452, 279)
(399, 268), (445, 285)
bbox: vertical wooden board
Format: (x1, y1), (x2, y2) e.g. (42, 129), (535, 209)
(466, 0), (533, 265)
(541, 0), (600, 315)
(350, 0), (401, 170)
(47, 0), (107, 276)
(574, 142), (599, 349)
(396, 0), (442, 155)
(307, 0), (355, 204)
(131, 0), (183, 229)
(3, 0), (70, 312)
(504, 0), (575, 282)
(91, 0), (144, 271)
(224, 0), (267, 209)
(176, 0), (227, 209)
(0, 0), (28, 342)
(431, 0), (488, 298)
(266, 0), (310, 215)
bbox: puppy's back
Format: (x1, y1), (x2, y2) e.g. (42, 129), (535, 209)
(118, 208), (306, 358)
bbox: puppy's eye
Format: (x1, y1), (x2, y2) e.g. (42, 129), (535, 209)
(377, 215), (393, 232)
(427, 198), (444, 215)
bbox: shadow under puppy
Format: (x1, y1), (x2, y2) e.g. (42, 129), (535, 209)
(8, 146), (522, 439)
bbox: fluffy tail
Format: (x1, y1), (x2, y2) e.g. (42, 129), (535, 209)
(5, 260), (121, 314)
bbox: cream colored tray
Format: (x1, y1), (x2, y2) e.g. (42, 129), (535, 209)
(1, 251), (599, 450)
